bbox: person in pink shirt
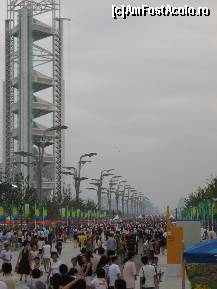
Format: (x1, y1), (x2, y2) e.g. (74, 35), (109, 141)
(123, 253), (137, 289)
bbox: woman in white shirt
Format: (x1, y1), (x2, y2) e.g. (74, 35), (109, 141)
(47, 252), (62, 283)
(42, 240), (51, 273)
(37, 237), (45, 258)
(30, 244), (39, 269)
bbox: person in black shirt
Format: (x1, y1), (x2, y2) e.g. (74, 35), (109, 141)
(56, 234), (63, 255)
(59, 264), (75, 287)
(115, 279), (126, 289)
(126, 234), (135, 255)
(61, 276), (85, 289)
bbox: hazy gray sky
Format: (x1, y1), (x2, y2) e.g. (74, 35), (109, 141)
(0, 0), (217, 209)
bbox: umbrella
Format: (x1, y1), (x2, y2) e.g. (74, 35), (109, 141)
(183, 239), (217, 264)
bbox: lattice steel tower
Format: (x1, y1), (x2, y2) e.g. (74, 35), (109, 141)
(3, 0), (65, 199)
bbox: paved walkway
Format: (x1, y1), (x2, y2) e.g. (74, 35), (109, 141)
(157, 255), (191, 289)
(5, 242), (191, 289)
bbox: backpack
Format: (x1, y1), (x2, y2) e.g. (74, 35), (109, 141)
(141, 267), (146, 287)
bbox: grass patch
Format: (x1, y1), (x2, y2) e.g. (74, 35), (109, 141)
(191, 280), (217, 289)
(186, 264), (217, 289)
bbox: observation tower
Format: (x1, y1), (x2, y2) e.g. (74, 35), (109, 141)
(3, 0), (65, 199)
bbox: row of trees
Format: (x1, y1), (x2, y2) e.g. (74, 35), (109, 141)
(182, 176), (217, 222)
(0, 174), (97, 220)
(184, 176), (217, 208)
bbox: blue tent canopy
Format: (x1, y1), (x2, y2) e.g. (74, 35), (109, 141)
(183, 239), (217, 264)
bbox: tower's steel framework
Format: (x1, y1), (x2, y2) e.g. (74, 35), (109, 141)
(3, 0), (65, 198)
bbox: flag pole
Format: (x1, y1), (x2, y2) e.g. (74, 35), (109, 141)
(34, 203), (37, 229)
(66, 206), (69, 227)
(42, 207), (45, 227)
(10, 202), (12, 230)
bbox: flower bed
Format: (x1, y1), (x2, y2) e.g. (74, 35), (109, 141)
(186, 264), (217, 289)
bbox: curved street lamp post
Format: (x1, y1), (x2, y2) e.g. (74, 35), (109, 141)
(106, 176), (122, 216)
(121, 185), (131, 215)
(63, 153), (97, 204)
(88, 169), (114, 210)
(15, 125), (68, 203)
(115, 180), (127, 213)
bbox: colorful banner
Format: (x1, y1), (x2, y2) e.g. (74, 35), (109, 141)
(35, 204), (40, 218)
(76, 209), (80, 218)
(71, 209), (76, 218)
(67, 208), (71, 218)
(0, 205), (4, 218)
(43, 207), (48, 218)
(61, 208), (66, 219)
(0, 202), (107, 222)
(87, 210), (91, 219)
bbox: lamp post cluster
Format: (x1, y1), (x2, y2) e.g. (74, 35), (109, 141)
(129, 192), (149, 216)
(11, 123), (149, 216)
(87, 169), (114, 211)
(87, 172), (148, 217)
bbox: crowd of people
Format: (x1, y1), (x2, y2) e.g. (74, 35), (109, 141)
(0, 217), (168, 289)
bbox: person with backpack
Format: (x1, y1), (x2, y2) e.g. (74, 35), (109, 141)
(139, 256), (157, 289)
(96, 256), (111, 280)
(108, 256), (121, 289)
(143, 236), (154, 261)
